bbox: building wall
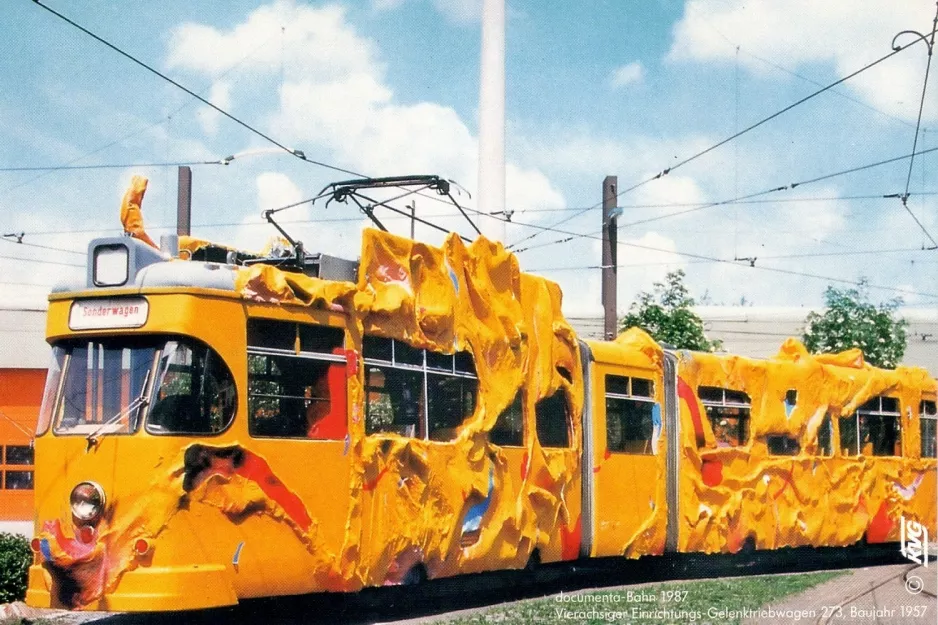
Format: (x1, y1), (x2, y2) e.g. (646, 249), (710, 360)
(0, 307), (48, 536)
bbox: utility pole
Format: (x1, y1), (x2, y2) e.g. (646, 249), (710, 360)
(408, 201), (416, 239)
(602, 176), (618, 340)
(176, 166), (192, 236)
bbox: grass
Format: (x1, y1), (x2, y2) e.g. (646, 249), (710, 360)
(435, 570), (846, 625)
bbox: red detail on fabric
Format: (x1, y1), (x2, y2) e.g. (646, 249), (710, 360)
(866, 500), (894, 543)
(592, 466), (601, 474)
(76, 525), (96, 544)
(771, 466), (796, 500)
(234, 452), (313, 531)
(43, 519), (96, 560)
(345, 349), (359, 378)
(521, 452), (529, 480)
(677, 377), (705, 447)
(307, 351), (348, 440)
(560, 515), (582, 561)
(603, 448), (612, 460)
(363, 466), (389, 492)
(701, 458), (723, 487)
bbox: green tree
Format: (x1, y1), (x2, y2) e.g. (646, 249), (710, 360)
(620, 270), (722, 351)
(802, 281), (908, 369)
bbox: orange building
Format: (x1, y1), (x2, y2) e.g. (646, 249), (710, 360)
(0, 304), (48, 537)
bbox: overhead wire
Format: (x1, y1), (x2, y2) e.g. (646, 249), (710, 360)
(508, 25), (938, 251)
(896, 2), (938, 247)
(32, 0), (359, 178)
(0, 160), (225, 172)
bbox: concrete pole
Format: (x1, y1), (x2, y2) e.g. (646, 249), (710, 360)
(477, 0), (506, 242)
(602, 176), (618, 340)
(176, 166), (192, 237)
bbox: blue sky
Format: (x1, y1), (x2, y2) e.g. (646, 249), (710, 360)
(1, 0), (935, 316)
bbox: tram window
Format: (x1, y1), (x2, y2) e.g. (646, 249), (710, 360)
(4, 470), (33, 490)
(395, 342), (424, 366)
(766, 435), (800, 456)
(840, 414), (859, 456)
(427, 373), (477, 441)
(606, 375), (656, 455)
(921, 400), (937, 458)
(247, 319), (296, 351)
(298, 324), (344, 353)
(365, 366), (425, 437)
(856, 396), (901, 457)
(817, 414), (833, 456)
(490, 391), (524, 447)
(4, 445), (34, 465)
(148, 340), (237, 435)
(785, 390), (798, 405)
(35, 346), (65, 436)
(54, 340), (155, 436)
(536, 389), (571, 448)
(363, 335), (393, 362)
(698, 386), (750, 447)
(454, 351), (475, 375)
(247, 353), (344, 439)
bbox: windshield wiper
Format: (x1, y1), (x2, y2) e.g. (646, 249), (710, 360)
(86, 368), (151, 450)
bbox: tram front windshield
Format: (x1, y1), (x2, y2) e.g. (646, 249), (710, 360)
(44, 336), (236, 437)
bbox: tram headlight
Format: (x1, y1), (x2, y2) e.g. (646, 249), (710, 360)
(70, 482), (106, 525)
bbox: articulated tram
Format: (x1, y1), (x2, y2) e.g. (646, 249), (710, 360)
(25, 176), (937, 611)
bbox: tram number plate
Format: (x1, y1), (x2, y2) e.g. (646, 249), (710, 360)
(68, 298), (149, 330)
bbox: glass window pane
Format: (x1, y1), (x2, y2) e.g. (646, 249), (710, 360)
(426, 351), (453, 372)
(536, 390), (570, 448)
(606, 397), (654, 454)
(36, 346), (65, 436)
(860, 414), (900, 456)
(427, 373), (477, 441)
(363, 335), (393, 362)
(490, 392), (523, 447)
(697, 386), (724, 403)
(5, 470), (33, 490)
(880, 397), (899, 414)
(394, 341), (423, 366)
(817, 414), (833, 456)
(766, 435), (800, 456)
(630, 378), (654, 398)
(247, 353), (343, 439)
(5, 445), (34, 465)
(298, 324), (344, 354)
(365, 365), (424, 437)
(247, 319), (295, 351)
(921, 417), (937, 458)
(707, 406), (750, 447)
(148, 340), (237, 435)
(454, 351), (475, 375)
(606, 375), (629, 396)
(840, 416), (859, 456)
(724, 389), (751, 405)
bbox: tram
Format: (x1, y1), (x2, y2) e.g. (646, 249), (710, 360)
(24, 175), (937, 611)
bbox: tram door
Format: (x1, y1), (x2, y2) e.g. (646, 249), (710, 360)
(590, 362), (665, 557)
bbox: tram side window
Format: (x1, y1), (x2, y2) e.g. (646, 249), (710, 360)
(490, 391), (523, 447)
(606, 375), (656, 455)
(427, 371), (477, 441)
(365, 366), (424, 437)
(248, 354), (342, 439)
(859, 396), (901, 456)
(536, 388), (571, 448)
(766, 435), (800, 456)
(921, 400), (937, 458)
(148, 340), (237, 435)
(816, 414), (833, 456)
(698, 386), (750, 447)
(362, 335), (479, 441)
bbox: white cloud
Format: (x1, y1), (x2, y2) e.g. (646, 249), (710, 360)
(167, 0), (564, 243)
(667, 0), (937, 122)
(431, 0), (483, 24)
(197, 81), (231, 135)
(609, 62), (645, 89)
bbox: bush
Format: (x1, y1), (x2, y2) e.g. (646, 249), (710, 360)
(0, 532), (31, 604)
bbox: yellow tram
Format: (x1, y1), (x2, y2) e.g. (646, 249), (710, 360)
(24, 176), (937, 611)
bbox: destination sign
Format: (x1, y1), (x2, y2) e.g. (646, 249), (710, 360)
(68, 297), (149, 330)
